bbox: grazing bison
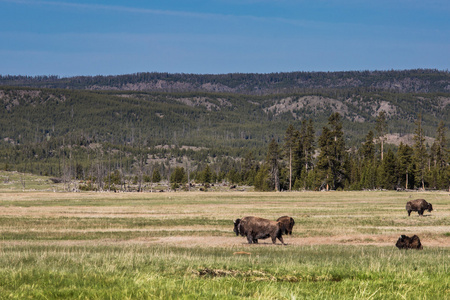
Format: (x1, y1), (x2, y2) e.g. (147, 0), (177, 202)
(406, 199), (433, 216)
(233, 216), (286, 245)
(395, 235), (423, 250)
(276, 216), (295, 235)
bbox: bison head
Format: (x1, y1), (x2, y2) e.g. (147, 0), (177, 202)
(396, 235), (408, 249)
(427, 203), (433, 212)
(233, 219), (241, 236)
(287, 217), (295, 235)
(276, 216), (295, 235)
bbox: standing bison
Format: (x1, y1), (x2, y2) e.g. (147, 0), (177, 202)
(276, 216), (295, 235)
(395, 235), (423, 250)
(233, 216), (286, 245)
(406, 199), (433, 216)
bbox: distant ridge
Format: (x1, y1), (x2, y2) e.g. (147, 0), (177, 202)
(1, 69), (450, 94)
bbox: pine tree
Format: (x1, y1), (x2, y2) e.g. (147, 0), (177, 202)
(397, 143), (413, 189)
(152, 169), (161, 183)
(241, 151), (258, 186)
(429, 121), (448, 189)
(432, 121), (447, 169)
(302, 119), (315, 173)
(413, 113), (428, 189)
(283, 124), (298, 191)
(202, 164), (212, 184)
(292, 119), (315, 190)
(317, 113), (347, 190)
(361, 130), (375, 162)
(381, 148), (397, 189)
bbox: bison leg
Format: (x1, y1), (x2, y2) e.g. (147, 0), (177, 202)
(246, 234), (254, 244)
(407, 210), (411, 216)
(419, 210), (424, 216)
(271, 235), (286, 245)
(252, 238), (258, 243)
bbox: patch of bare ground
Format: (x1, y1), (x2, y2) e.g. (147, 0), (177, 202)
(151, 235), (449, 248)
(264, 96), (350, 120)
(3, 234), (447, 248)
(384, 133), (435, 146)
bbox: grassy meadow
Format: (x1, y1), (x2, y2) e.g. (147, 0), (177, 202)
(0, 176), (449, 299)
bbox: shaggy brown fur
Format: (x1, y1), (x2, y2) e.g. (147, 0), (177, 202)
(276, 216), (295, 235)
(406, 199), (433, 216)
(233, 216), (286, 244)
(395, 235), (423, 250)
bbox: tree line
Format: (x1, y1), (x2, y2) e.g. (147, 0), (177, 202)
(2, 69), (450, 94)
(252, 112), (449, 191)
(150, 111), (449, 192)
(1, 110), (448, 192)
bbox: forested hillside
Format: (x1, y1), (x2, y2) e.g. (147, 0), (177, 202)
(1, 69), (450, 94)
(0, 70), (449, 191)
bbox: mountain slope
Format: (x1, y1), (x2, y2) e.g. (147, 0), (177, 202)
(1, 87), (448, 154)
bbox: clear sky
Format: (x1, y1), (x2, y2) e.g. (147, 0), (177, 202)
(1, 0), (449, 76)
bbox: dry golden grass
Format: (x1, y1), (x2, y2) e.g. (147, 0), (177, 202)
(0, 190), (448, 248)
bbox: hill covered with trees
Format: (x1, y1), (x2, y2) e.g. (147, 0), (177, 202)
(2, 69), (450, 94)
(0, 69), (449, 191)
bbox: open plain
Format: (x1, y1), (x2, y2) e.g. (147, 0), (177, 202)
(0, 188), (449, 299)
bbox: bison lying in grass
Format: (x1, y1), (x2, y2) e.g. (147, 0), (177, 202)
(276, 216), (295, 235)
(406, 199), (433, 216)
(395, 235), (423, 250)
(233, 216), (286, 245)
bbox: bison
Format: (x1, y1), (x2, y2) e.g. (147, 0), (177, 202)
(233, 216), (286, 245)
(276, 216), (295, 235)
(406, 199), (433, 216)
(395, 235), (423, 250)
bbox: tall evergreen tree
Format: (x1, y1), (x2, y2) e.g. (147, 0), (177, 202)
(317, 113), (347, 190)
(302, 119), (316, 173)
(413, 113), (428, 189)
(292, 119), (315, 190)
(170, 167), (187, 185)
(381, 148), (397, 189)
(397, 143), (414, 189)
(431, 121), (447, 169)
(429, 121), (448, 189)
(241, 151), (258, 186)
(283, 124), (298, 191)
(361, 130), (375, 162)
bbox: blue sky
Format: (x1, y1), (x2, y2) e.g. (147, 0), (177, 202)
(1, 0), (449, 76)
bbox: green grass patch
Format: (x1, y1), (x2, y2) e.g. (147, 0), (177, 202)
(0, 190), (448, 298)
(0, 244), (448, 299)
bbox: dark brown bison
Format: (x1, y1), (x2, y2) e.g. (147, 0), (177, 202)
(406, 199), (433, 216)
(395, 235), (423, 250)
(233, 216), (286, 245)
(276, 216), (295, 235)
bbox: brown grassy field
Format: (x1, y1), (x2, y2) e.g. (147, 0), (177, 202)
(0, 185), (449, 299)
(0, 190), (448, 248)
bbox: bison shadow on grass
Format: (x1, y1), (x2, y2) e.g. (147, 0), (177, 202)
(233, 216), (287, 245)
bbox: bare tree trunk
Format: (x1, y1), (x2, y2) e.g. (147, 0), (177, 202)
(406, 169), (408, 190)
(289, 148), (292, 191)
